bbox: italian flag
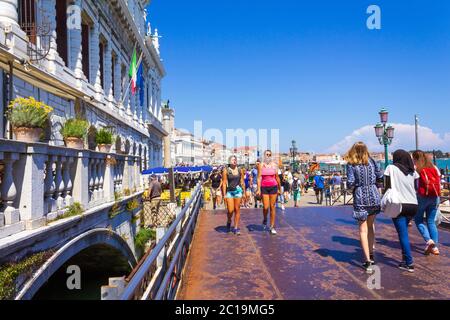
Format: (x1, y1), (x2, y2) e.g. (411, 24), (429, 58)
(129, 48), (137, 95)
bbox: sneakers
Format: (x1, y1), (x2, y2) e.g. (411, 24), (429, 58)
(234, 228), (241, 236)
(262, 219), (268, 230)
(398, 262), (415, 273)
(424, 240), (436, 255)
(362, 261), (375, 274)
(431, 247), (440, 255)
(369, 254), (376, 265)
(281, 205), (286, 211)
(270, 228), (277, 235)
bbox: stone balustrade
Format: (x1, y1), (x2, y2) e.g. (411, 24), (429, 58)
(0, 139), (143, 240)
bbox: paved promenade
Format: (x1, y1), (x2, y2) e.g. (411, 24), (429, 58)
(178, 202), (450, 300)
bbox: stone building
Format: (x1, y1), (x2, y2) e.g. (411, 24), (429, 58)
(0, 0), (167, 240)
(0, 0), (167, 168)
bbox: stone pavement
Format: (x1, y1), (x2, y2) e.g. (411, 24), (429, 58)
(177, 205), (450, 300)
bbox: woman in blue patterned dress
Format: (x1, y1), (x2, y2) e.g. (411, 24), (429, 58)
(345, 142), (384, 274)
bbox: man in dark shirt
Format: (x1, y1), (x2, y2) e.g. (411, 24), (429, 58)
(144, 175), (162, 228)
(209, 168), (222, 210)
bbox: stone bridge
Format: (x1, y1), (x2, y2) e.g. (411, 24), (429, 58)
(0, 138), (147, 299)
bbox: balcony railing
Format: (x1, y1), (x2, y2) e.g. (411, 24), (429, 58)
(0, 139), (143, 240)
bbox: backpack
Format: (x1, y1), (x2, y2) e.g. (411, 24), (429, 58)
(418, 167), (441, 197)
(292, 178), (300, 191)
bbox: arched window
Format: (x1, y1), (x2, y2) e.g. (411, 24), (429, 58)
(87, 125), (97, 151)
(19, 0), (37, 44)
(124, 139), (131, 155)
(115, 136), (122, 154)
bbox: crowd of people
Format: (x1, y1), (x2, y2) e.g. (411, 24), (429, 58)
(205, 142), (444, 274)
(346, 142), (442, 274)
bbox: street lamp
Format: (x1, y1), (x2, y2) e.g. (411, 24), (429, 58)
(374, 109), (395, 169)
(289, 140), (298, 171)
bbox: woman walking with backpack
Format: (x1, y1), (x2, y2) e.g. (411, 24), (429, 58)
(412, 151), (441, 256)
(384, 150), (420, 272)
(345, 142), (384, 274)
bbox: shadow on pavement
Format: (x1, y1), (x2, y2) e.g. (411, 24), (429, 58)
(247, 224), (266, 232)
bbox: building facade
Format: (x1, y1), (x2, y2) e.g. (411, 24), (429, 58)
(0, 0), (167, 240)
(0, 0), (166, 168)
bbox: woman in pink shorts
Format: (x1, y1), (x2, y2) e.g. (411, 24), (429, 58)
(256, 150), (281, 235)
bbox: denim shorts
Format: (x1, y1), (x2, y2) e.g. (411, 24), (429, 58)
(225, 186), (243, 199)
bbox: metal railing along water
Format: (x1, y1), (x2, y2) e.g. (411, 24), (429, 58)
(120, 183), (203, 300)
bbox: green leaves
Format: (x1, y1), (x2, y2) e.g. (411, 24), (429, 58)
(7, 97), (53, 129)
(96, 128), (114, 145)
(60, 118), (89, 139)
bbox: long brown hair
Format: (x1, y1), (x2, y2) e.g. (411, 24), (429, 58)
(412, 150), (434, 173)
(345, 142), (370, 166)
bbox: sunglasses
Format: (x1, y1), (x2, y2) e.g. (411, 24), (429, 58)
(266, 154), (272, 157)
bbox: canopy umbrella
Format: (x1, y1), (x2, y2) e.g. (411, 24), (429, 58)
(142, 167), (169, 175)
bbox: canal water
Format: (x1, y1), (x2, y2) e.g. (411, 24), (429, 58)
(33, 244), (131, 300)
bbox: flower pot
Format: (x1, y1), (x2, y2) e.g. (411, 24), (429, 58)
(65, 137), (84, 149)
(98, 144), (112, 153)
(13, 127), (43, 143)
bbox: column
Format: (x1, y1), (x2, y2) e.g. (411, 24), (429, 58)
(63, 157), (74, 206)
(18, 146), (47, 230)
(126, 71), (132, 117)
(0, 0), (19, 26)
(1, 153), (20, 226)
(72, 151), (90, 209)
(40, 0), (58, 74)
(44, 155), (57, 214)
(104, 40), (113, 102)
(113, 53), (121, 102)
(55, 156), (66, 209)
(68, 0), (83, 88)
(90, 22), (101, 92)
(104, 155), (115, 202)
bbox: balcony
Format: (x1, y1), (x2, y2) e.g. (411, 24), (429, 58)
(0, 139), (144, 240)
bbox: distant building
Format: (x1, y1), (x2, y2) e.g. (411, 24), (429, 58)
(173, 129), (203, 166)
(233, 146), (258, 166)
(314, 153), (343, 163)
(370, 152), (393, 162)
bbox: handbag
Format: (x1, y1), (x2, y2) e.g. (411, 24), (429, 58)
(381, 167), (402, 218)
(435, 208), (443, 226)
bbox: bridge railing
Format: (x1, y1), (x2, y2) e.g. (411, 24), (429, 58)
(0, 139), (142, 240)
(118, 183), (203, 300)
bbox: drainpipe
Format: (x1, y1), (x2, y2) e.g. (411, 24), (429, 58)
(5, 59), (13, 139)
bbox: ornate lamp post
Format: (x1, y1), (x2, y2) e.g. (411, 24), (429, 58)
(374, 108), (395, 169)
(289, 140), (298, 171)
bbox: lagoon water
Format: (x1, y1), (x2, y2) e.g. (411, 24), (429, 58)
(319, 159), (450, 172)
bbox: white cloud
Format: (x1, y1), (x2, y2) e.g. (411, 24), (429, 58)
(327, 123), (450, 154)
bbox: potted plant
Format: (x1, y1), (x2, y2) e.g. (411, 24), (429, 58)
(96, 128), (114, 153)
(6, 97), (53, 143)
(60, 118), (89, 149)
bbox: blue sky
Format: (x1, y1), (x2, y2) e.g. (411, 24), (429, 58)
(147, 0), (450, 153)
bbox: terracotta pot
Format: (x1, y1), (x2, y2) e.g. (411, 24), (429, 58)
(65, 137), (84, 149)
(98, 144), (112, 153)
(13, 127), (43, 143)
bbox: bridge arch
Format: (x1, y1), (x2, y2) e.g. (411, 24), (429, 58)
(16, 228), (137, 300)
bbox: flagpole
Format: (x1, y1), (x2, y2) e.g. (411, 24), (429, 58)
(121, 50), (144, 105)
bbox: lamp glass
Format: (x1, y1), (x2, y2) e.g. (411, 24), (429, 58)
(379, 109), (389, 124)
(386, 126), (395, 139)
(374, 124), (384, 138)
